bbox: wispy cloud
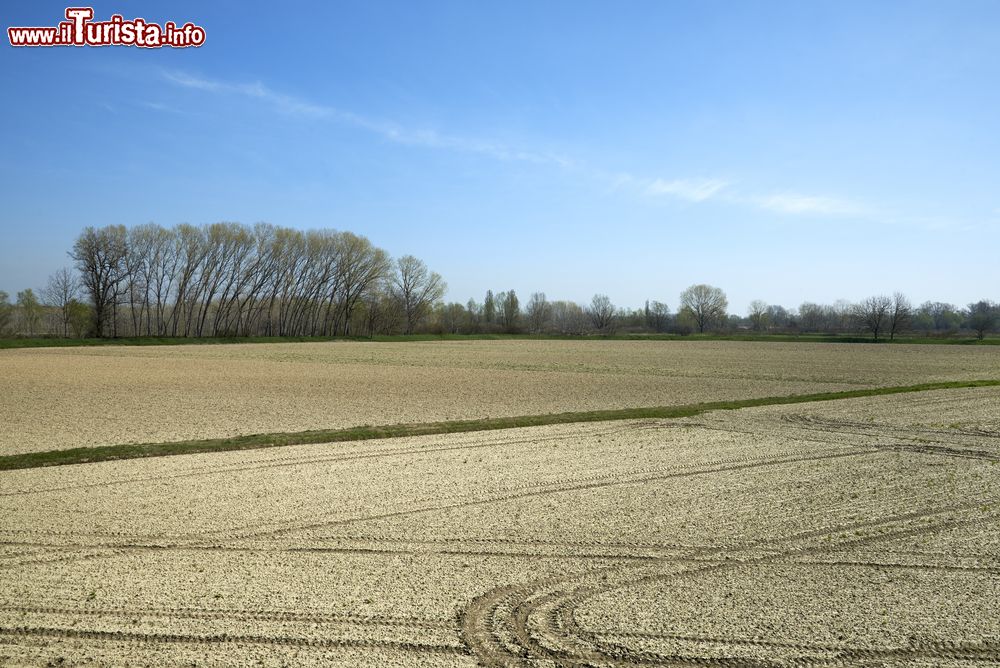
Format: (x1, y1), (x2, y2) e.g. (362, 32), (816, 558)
(751, 193), (866, 216)
(162, 70), (572, 167)
(622, 174), (864, 218)
(139, 100), (190, 115)
(161, 69), (889, 223)
(646, 177), (729, 202)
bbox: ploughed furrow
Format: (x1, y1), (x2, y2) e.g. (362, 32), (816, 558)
(220, 447), (866, 544)
(461, 503), (1000, 667)
(0, 538), (665, 562)
(0, 604), (454, 629)
(0, 425), (628, 499)
(780, 414), (1000, 447)
(872, 442), (1000, 461)
(0, 625), (468, 656)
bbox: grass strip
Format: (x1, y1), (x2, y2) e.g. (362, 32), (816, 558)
(2, 379), (998, 472)
(1, 333), (998, 350)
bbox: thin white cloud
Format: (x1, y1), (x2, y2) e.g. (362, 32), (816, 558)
(161, 70), (572, 167)
(139, 101), (189, 115)
(752, 193), (866, 216)
(161, 70), (894, 223)
(646, 177), (729, 202)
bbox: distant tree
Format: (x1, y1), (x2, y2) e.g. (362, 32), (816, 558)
(747, 300), (770, 331)
(831, 299), (855, 332)
(42, 267), (80, 337)
(887, 291), (912, 341)
(797, 302), (827, 332)
(967, 300), (998, 340)
(854, 294), (893, 341)
(16, 289), (42, 336)
(914, 301), (963, 332)
(483, 290), (496, 327)
(525, 292), (551, 333)
(0, 291), (12, 336)
(437, 302), (467, 334)
(766, 304), (791, 329)
(550, 300), (588, 335)
(465, 298), (482, 333)
(497, 290), (520, 333)
(646, 300), (670, 332)
(679, 284), (728, 333)
(588, 294), (617, 333)
(391, 255), (446, 334)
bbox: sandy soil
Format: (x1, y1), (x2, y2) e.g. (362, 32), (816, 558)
(2, 339), (1000, 454)
(2, 386), (999, 666)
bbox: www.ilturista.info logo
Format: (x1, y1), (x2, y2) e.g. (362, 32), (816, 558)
(8, 7), (205, 48)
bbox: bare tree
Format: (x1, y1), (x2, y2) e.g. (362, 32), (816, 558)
(437, 302), (467, 334)
(747, 300), (769, 331)
(525, 292), (551, 333)
(497, 290), (520, 333)
(679, 284), (728, 333)
(334, 232), (391, 336)
(482, 290), (497, 329)
(550, 300), (588, 335)
(70, 225), (127, 337)
(887, 291), (912, 341)
(854, 294), (893, 341)
(588, 294), (616, 333)
(766, 304), (791, 329)
(465, 298), (482, 333)
(797, 302), (828, 332)
(42, 268), (80, 337)
(645, 300), (670, 332)
(392, 255), (446, 334)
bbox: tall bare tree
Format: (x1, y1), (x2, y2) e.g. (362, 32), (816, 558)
(854, 294), (893, 341)
(747, 300), (769, 331)
(392, 255), (446, 334)
(588, 294), (616, 333)
(495, 290), (520, 333)
(526, 292), (551, 333)
(679, 284), (728, 333)
(42, 267), (80, 337)
(70, 225), (127, 337)
(482, 290), (497, 329)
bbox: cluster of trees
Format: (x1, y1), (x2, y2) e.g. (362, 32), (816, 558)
(2, 225), (998, 341)
(743, 293), (999, 340)
(436, 291), (628, 335)
(427, 285), (997, 340)
(0, 223), (446, 338)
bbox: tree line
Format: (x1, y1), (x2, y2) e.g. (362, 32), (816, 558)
(0, 223), (444, 338)
(1, 225), (998, 340)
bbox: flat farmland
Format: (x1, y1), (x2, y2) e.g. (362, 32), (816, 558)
(2, 387), (999, 666)
(2, 340), (1000, 455)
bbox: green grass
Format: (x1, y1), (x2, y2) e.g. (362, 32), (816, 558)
(1, 332), (997, 349)
(2, 379), (997, 471)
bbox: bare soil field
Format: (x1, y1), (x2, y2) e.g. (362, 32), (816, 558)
(2, 387), (999, 666)
(2, 340), (1000, 455)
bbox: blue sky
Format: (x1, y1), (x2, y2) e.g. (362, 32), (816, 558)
(2, 0), (998, 313)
